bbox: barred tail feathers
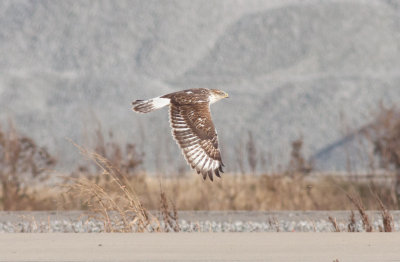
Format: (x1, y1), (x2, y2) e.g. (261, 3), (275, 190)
(132, 97), (170, 113)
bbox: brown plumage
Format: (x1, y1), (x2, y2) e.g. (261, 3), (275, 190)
(132, 88), (228, 181)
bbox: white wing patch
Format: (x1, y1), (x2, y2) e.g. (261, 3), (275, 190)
(151, 97), (170, 109)
(132, 96), (170, 113)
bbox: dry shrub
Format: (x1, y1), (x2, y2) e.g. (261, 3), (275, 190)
(366, 105), (400, 206)
(287, 137), (313, 176)
(234, 140), (245, 175)
(91, 128), (144, 177)
(0, 122), (56, 210)
(75, 127), (144, 183)
(246, 131), (258, 175)
(65, 144), (178, 232)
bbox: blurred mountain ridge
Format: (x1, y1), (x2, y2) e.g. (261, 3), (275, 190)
(1, 0), (400, 172)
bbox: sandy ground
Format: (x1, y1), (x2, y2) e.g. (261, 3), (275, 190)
(1, 233), (400, 262)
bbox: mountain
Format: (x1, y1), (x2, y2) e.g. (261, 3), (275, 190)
(1, 0), (400, 172)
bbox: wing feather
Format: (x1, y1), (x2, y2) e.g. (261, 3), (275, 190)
(169, 103), (224, 180)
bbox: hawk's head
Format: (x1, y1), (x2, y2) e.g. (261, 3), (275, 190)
(210, 89), (229, 103)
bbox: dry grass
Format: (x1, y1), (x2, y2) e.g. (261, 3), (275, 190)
(150, 174), (397, 211)
(347, 210), (357, 232)
(374, 193), (394, 232)
(328, 216), (340, 232)
(159, 191), (180, 232)
(64, 144), (178, 232)
(345, 192), (372, 232)
(328, 189), (394, 232)
(58, 172), (398, 211)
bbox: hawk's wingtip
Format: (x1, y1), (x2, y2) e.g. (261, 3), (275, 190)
(208, 170), (213, 181)
(215, 169), (221, 178)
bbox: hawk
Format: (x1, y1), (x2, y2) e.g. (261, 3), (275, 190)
(132, 88), (229, 181)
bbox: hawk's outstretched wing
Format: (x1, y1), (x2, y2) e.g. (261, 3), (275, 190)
(169, 103), (224, 181)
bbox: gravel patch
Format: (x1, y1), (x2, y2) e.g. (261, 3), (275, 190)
(0, 211), (399, 233)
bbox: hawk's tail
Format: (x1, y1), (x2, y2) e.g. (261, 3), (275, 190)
(132, 97), (170, 113)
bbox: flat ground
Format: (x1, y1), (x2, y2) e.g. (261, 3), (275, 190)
(1, 233), (399, 262)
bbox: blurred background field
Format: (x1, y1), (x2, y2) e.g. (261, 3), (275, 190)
(1, 1), (400, 214)
(1, 106), (400, 213)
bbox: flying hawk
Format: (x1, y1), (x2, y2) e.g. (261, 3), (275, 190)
(132, 88), (229, 181)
